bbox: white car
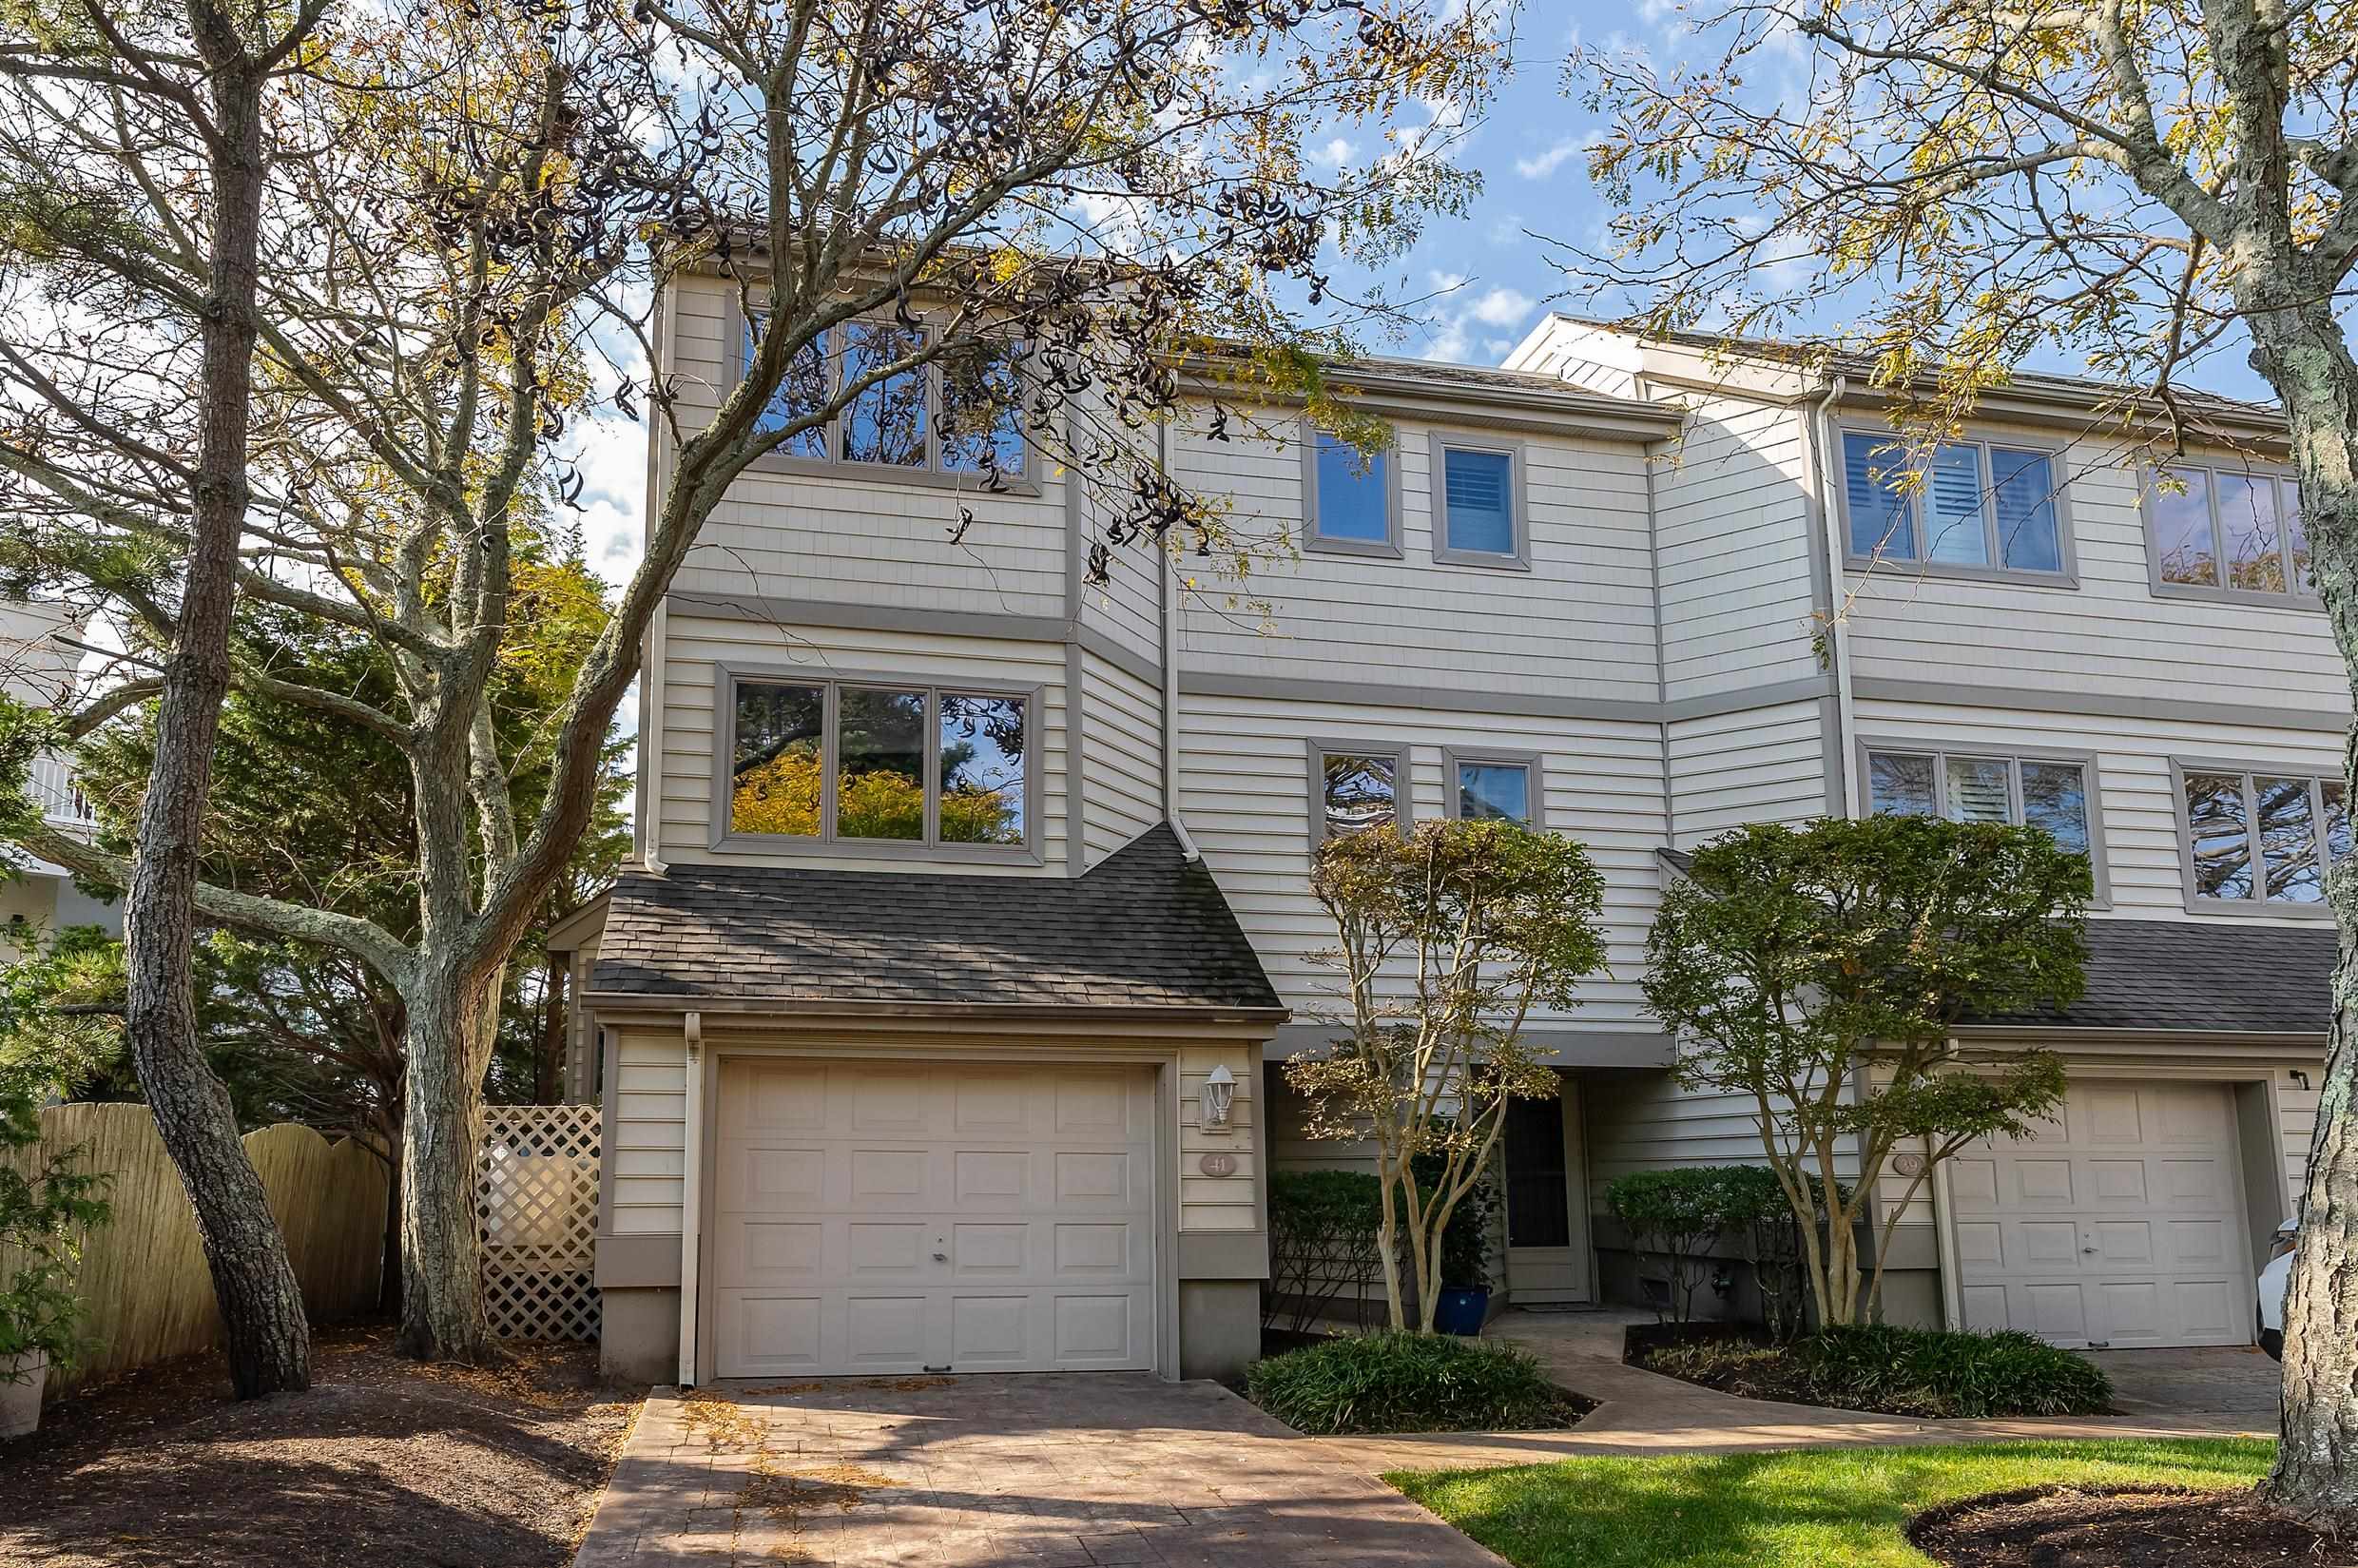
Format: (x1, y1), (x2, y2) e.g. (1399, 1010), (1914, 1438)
(2260, 1216), (2298, 1360)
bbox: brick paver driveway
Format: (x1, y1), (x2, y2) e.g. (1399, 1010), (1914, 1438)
(572, 1373), (1503, 1568)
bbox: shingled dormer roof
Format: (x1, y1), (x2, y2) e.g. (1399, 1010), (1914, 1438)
(588, 824), (1282, 1016)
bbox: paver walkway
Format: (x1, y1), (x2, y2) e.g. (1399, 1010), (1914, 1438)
(573, 1311), (2276, 1566)
(572, 1373), (1506, 1567)
(1324, 1309), (2271, 1475)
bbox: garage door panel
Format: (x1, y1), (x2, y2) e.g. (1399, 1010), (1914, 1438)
(1950, 1081), (2251, 1349)
(711, 1059), (1157, 1376)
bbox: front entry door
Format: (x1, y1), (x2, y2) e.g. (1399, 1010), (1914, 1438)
(1503, 1075), (1592, 1304)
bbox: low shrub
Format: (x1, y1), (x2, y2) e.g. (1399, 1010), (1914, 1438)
(1639, 1324), (2112, 1419)
(1247, 1331), (1584, 1435)
(1264, 1170), (1384, 1332)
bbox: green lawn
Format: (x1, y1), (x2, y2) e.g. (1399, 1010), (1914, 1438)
(1389, 1439), (2274, 1568)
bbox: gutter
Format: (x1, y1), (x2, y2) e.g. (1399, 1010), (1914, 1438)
(1808, 375), (1859, 817)
(1156, 417), (1201, 862)
(580, 992), (1288, 1023)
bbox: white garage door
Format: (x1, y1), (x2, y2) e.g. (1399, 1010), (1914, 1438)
(709, 1058), (1158, 1377)
(1947, 1081), (2252, 1349)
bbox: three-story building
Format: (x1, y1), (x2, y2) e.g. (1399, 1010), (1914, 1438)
(564, 271), (2340, 1383)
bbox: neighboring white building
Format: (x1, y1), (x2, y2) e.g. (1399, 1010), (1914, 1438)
(561, 268), (2342, 1384)
(0, 597), (118, 958)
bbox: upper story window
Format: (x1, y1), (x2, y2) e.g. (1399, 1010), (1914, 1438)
(2175, 764), (2348, 912)
(1865, 745), (2096, 858)
(1301, 428), (1400, 556)
(1431, 436), (1529, 568)
(1842, 431), (2069, 580)
(2147, 465), (2312, 605)
(742, 313), (1031, 486)
(725, 671), (1034, 858)
(1445, 749), (1539, 825)
(1308, 743), (1407, 841)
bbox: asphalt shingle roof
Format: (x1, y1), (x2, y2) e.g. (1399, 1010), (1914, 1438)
(1973, 918), (2334, 1036)
(589, 824), (1282, 1013)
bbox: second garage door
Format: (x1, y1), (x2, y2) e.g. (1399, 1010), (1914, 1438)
(1946, 1080), (2252, 1349)
(708, 1057), (1158, 1377)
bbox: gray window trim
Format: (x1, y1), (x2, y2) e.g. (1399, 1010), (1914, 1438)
(2167, 755), (2345, 920)
(719, 293), (1043, 496)
(1298, 420), (1403, 558)
(1856, 737), (2111, 907)
(2137, 460), (2321, 610)
(1440, 746), (1546, 826)
(1428, 432), (1533, 571)
(1305, 739), (1413, 845)
(1834, 422), (2080, 588)
(711, 662), (1046, 865)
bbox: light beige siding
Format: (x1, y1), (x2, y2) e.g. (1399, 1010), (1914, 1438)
(1178, 690), (1665, 1028)
(609, 1030), (688, 1235)
(1079, 648), (1165, 867)
(1180, 1042), (1258, 1232)
(1842, 427), (2348, 713)
(1653, 397), (1823, 703)
(1667, 700), (1830, 846)
(1166, 411), (1659, 706)
(663, 275), (1070, 621)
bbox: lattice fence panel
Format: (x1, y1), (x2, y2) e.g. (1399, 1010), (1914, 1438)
(478, 1104), (602, 1342)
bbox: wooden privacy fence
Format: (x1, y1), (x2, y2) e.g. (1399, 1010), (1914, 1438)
(2, 1103), (387, 1395)
(477, 1103), (601, 1343)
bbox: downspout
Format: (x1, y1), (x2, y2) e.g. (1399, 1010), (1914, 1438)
(1156, 417), (1201, 862)
(639, 284), (672, 876)
(1807, 376), (1860, 819)
(675, 1010), (703, 1386)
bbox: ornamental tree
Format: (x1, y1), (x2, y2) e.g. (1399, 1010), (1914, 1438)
(0, 0), (1500, 1365)
(1286, 819), (1608, 1333)
(1643, 816), (2089, 1328)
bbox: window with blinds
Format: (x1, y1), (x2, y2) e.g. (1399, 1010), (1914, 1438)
(1436, 443), (1519, 560)
(1865, 746), (2095, 859)
(1843, 431), (2066, 575)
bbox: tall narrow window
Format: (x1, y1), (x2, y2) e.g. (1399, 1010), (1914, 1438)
(1440, 446), (1517, 557)
(1942, 756), (2012, 823)
(839, 322), (926, 466)
(1866, 751), (1938, 817)
(2254, 775), (2324, 901)
(1923, 443), (1991, 566)
(1314, 748), (1402, 839)
(747, 322), (829, 459)
(1310, 433), (1393, 547)
(836, 687), (927, 840)
(2183, 770), (2255, 900)
(1845, 432), (1916, 560)
(2020, 761), (2091, 854)
(730, 682), (825, 836)
(937, 692), (1027, 845)
(938, 340), (1028, 478)
(2218, 473), (2286, 591)
(1991, 449), (2063, 572)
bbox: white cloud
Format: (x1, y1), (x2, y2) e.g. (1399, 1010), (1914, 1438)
(1470, 286), (1535, 328)
(1310, 136), (1357, 170)
(1515, 130), (1604, 182)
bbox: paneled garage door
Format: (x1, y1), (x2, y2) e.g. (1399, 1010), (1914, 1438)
(1947, 1081), (2251, 1349)
(709, 1058), (1158, 1377)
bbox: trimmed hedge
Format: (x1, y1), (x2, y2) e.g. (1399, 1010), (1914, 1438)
(1643, 1324), (2113, 1419)
(1247, 1331), (1582, 1435)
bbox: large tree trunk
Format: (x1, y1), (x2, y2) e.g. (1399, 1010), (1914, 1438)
(396, 960), (505, 1362)
(2254, 298), (2358, 1521)
(118, 17), (309, 1400)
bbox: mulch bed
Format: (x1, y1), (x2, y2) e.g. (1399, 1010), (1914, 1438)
(1910, 1484), (2341, 1568)
(0, 1322), (642, 1568)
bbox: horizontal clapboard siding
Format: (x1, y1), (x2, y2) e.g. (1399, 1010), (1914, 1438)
(1080, 649), (1165, 868)
(1177, 690), (1666, 1027)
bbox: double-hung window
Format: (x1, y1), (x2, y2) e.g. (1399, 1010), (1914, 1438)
(1444, 749), (1539, 825)
(1430, 436), (1528, 567)
(2176, 765), (2349, 911)
(1301, 427), (1399, 555)
(1308, 744), (1407, 842)
(1842, 431), (2068, 577)
(741, 312), (1031, 484)
(725, 672), (1033, 856)
(2147, 465), (2312, 602)
(1865, 745), (2097, 860)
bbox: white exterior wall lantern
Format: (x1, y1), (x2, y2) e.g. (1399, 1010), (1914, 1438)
(1202, 1064), (1236, 1129)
